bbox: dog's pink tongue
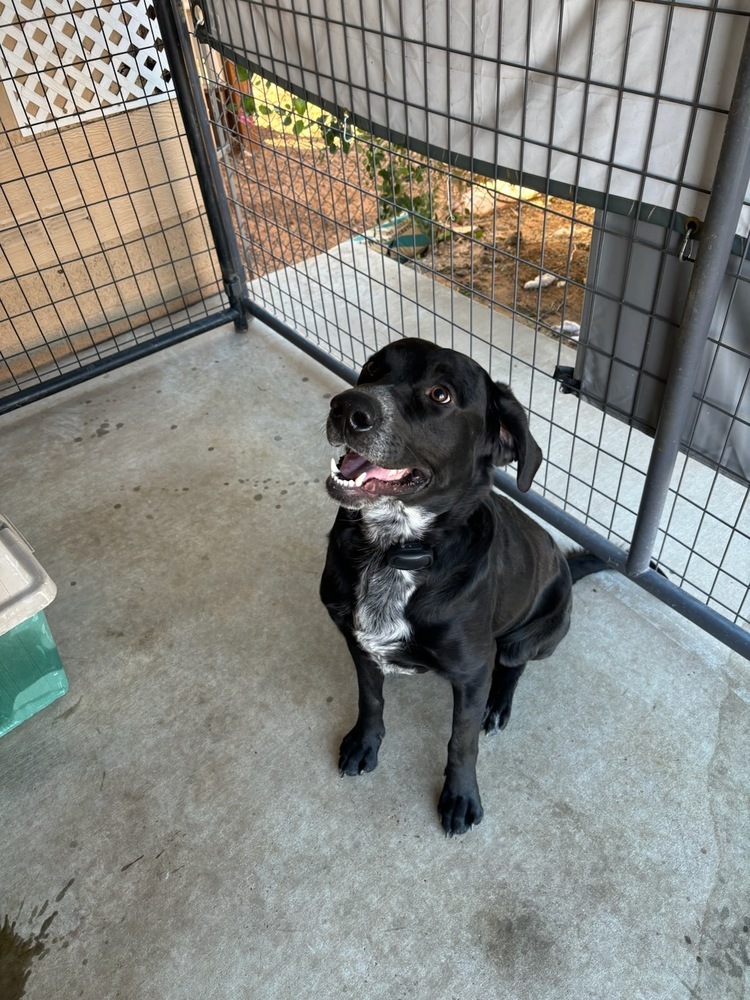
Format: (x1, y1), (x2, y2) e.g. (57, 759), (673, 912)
(339, 451), (409, 482)
(339, 451), (371, 478)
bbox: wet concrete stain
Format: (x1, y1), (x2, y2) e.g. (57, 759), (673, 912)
(700, 906), (750, 979)
(469, 904), (554, 978)
(682, 905), (750, 995)
(54, 880), (75, 904)
(76, 419), (125, 443)
(0, 908), (57, 1000)
(53, 696), (82, 723)
(120, 855), (144, 873)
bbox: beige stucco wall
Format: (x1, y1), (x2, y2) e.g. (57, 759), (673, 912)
(0, 98), (221, 387)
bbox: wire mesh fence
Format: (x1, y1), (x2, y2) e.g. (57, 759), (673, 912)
(1, 1), (747, 652)
(0, 0), (230, 412)
(191, 0), (749, 646)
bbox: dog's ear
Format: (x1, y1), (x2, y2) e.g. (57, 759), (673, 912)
(488, 382), (543, 492)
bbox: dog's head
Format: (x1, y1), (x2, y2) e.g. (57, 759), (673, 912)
(326, 339), (542, 514)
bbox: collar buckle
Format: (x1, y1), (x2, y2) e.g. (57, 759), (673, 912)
(387, 542), (433, 570)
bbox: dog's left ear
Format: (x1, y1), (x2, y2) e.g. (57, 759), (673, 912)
(488, 382), (543, 492)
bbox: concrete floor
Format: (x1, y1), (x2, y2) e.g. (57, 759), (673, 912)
(1, 317), (748, 1000)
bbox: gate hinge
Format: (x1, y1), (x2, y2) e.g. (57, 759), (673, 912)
(553, 365), (581, 395)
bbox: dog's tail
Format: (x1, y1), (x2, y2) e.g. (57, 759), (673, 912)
(566, 550), (667, 583)
(566, 551), (610, 583)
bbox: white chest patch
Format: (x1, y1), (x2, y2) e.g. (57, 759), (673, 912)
(353, 562), (417, 674)
(353, 501), (434, 675)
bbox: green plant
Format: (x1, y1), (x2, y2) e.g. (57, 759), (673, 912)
(227, 71), (441, 236)
(231, 68), (352, 152)
(362, 140), (434, 234)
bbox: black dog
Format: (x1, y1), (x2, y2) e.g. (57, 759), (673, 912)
(320, 338), (602, 836)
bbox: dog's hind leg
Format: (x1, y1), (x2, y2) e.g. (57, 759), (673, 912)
(338, 634), (386, 776)
(482, 660), (526, 735)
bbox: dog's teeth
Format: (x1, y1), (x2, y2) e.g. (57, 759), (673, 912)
(354, 472), (368, 487)
(330, 457), (359, 486)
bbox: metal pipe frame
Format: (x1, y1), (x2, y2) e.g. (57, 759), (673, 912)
(627, 22), (750, 577)
(244, 306), (750, 659)
(155, 0), (250, 329)
(197, 2), (749, 656)
(0, 310), (241, 417)
(6, 2), (744, 656)
(493, 470), (750, 661)
(242, 300), (362, 385)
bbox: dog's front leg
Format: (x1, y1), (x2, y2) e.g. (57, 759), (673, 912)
(439, 671), (492, 836)
(338, 633), (386, 776)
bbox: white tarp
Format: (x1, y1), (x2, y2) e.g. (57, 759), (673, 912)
(206, 0), (750, 235)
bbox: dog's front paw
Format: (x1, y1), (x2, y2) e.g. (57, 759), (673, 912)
(338, 726), (383, 776)
(438, 782), (484, 836)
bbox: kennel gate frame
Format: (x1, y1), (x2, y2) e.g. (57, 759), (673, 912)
(173, 0), (749, 659)
(0, 1), (747, 660)
(0, 0), (251, 416)
(167, 0), (750, 659)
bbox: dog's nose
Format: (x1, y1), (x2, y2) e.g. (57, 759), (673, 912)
(330, 389), (379, 434)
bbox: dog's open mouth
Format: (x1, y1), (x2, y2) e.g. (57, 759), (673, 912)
(329, 450), (428, 499)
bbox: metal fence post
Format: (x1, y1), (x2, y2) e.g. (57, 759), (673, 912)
(154, 0), (249, 329)
(626, 22), (750, 577)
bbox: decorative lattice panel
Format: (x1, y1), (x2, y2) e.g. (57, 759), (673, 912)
(0, 0), (174, 134)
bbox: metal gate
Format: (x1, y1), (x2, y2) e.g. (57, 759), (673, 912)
(0, 0), (246, 413)
(1, 0), (748, 659)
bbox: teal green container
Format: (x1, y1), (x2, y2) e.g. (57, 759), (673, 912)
(0, 610), (68, 737)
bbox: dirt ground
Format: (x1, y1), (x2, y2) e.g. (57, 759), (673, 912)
(226, 126), (593, 331)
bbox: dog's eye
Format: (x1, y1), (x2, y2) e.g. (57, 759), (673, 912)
(364, 360), (378, 377)
(429, 386), (452, 404)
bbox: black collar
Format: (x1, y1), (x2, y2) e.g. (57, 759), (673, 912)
(387, 542), (433, 570)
